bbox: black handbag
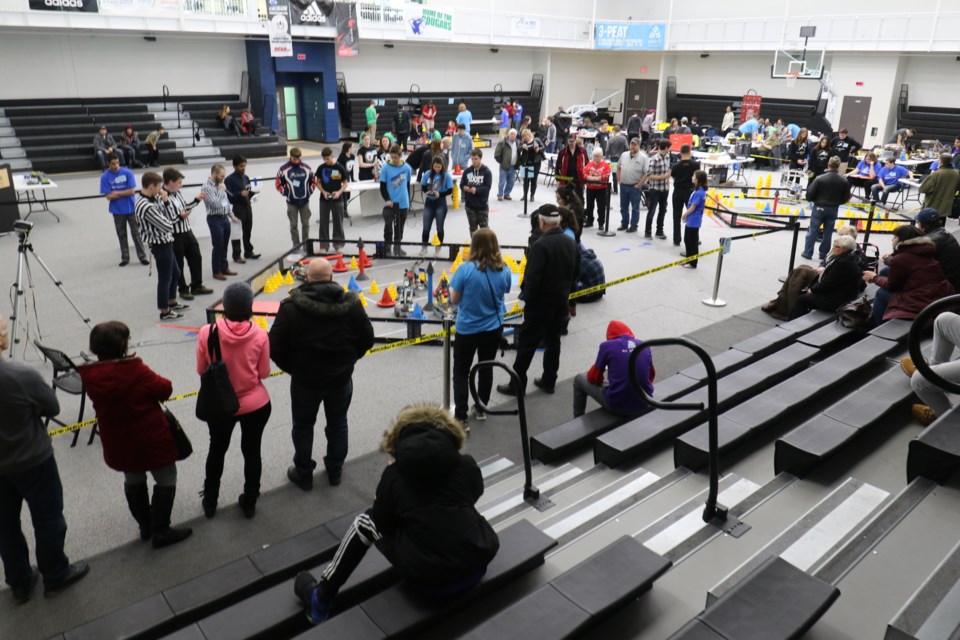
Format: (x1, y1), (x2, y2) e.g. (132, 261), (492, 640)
(482, 269), (511, 356)
(163, 407), (193, 460)
(195, 323), (240, 422)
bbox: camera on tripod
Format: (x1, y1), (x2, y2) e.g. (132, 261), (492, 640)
(14, 220), (33, 240)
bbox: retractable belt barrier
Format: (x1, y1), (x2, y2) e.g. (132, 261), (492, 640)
(47, 244), (729, 438)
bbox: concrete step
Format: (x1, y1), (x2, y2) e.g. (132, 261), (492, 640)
(0, 127), (15, 137)
(0, 117), (9, 127)
(0, 136), (21, 148)
(0, 147), (26, 159)
(6, 158), (32, 170)
(180, 145), (218, 158)
(184, 155), (225, 166)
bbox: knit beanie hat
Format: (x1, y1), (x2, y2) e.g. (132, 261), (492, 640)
(222, 282), (254, 320)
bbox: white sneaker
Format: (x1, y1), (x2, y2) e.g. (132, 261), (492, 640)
(419, 246), (428, 257)
(434, 245), (443, 256)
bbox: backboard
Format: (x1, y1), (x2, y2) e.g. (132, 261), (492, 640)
(771, 49), (825, 80)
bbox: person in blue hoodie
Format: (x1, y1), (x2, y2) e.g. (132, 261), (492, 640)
(450, 124), (473, 173)
(573, 320), (654, 417)
(379, 144), (413, 256)
(420, 156), (454, 256)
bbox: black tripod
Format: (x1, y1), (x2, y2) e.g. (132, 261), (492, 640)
(9, 225), (91, 359)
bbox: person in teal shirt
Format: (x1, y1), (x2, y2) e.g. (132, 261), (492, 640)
(419, 156), (455, 256)
(448, 228), (512, 428)
(456, 103), (473, 134)
(378, 144), (412, 255)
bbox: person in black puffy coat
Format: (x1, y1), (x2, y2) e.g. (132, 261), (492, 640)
(293, 404), (500, 624)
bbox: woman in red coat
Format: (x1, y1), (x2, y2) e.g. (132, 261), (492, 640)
(77, 321), (192, 548)
(863, 225), (955, 324)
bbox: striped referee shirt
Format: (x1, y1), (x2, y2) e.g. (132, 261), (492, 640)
(135, 192), (177, 246)
(165, 190), (201, 234)
(201, 178), (230, 217)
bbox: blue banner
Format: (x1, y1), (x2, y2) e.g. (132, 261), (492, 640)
(594, 22), (666, 50)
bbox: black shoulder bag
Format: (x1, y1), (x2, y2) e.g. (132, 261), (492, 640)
(195, 323), (240, 422)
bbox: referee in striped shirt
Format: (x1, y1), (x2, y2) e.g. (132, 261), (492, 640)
(135, 172), (189, 320)
(163, 168), (213, 301)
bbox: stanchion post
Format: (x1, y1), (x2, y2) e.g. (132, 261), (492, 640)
(787, 220), (800, 276)
(597, 182), (616, 237)
(863, 201), (876, 246)
(702, 239), (727, 307)
(442, 314), (453, 411)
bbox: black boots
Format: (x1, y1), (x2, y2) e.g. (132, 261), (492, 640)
(124, 483), (152, 541)
(238, 492), (258, 519)
(200, 480), (219, 519)
(151, 485), (193, 549)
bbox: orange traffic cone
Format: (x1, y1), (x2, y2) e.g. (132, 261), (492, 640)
(330, 254), (349, 273)
(359, 248), (373, 268)
(376, 288), (395, 308)
(454, 164), (462, 175)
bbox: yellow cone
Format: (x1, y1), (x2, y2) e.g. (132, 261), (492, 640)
(452, 183), (460, 209)
(440, 271), (449, 283)
(359, 293), (367, 307)
(430, 234), (441, 246)
(283, 271), (294, 285)
(511, 301), (521, 313)
(369, 279), (380, 294)
(349, 256), (359, 270)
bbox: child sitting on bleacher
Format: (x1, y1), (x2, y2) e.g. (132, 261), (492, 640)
(573, 321), (655, 418)
(294, 404), (500, 624)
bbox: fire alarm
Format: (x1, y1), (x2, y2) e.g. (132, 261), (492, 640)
(855, 81), (863, 86)
(641, 66), (647, 74)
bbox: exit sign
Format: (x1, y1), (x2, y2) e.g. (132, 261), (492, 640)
(297, 53), (306, 60)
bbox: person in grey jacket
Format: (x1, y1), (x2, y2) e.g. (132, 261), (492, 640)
(605, 126), (629, 194)
(450, 124), (473, 172)
(0, 317), (89, 602)
(94, 126), (122, 170)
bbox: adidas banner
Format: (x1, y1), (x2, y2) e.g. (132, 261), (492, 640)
(290, 0), (333, 26)
(267, 0), (293, 57)
(29, 0), (98, 12)
(594, 22), (666, 50)
(333, 3), (359, 57)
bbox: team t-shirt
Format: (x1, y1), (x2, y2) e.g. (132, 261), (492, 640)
(854, 160), (877, 177)
(365, 105), (377, 125)
(878, 164), (909, 186)
(685, 188), (706, 228)
(420, 170), (454, 201)
(379, 161), (412, 208)
(448, 261), (512, 335)
(99, 167), (137, 215)
(318, 162), (348, 193)
(357, 145), (377, 180)
(670, 158), (701, 190)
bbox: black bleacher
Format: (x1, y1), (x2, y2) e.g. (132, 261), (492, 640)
(180, 98), (287, 160)
(897, 105), (960, 145)
(666, 92), (824, 134)
(344, 90), (541, 140)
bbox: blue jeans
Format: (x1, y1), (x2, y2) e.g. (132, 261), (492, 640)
(421, 198), (448, 245)
(290, 376), (353, 474)
(207, 215), (231, 275)
(0, 455), (71, 590)
(802, 205), (839, 260)
(620, 183), (642, 228)
(96, 149), (124, 170)
(872, 267), (892, 326)
(498, 167), (516, 197)
(151, 243), (180, 311)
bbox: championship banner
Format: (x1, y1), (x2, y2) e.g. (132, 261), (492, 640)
(29, 0), (98, 12)
(740, 95), (763, 123)
(289, 0), (332, 26)
(594, 22), (665, 50)
(267, 0), (293, 57)
(333, 3), (359, 57)
(404, 5), (454, 40)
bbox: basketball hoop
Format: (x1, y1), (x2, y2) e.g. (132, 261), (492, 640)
(785, 71), (800, 88)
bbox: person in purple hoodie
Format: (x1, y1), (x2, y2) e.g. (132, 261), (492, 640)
(572, 320), (655, 417)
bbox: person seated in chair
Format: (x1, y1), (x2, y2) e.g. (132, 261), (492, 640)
(901, 312), (960, 426)
(573, 320), (654, 418)
(871, 157), (912, 206)
(863, 224), (955, 326)
(763, 234), (864, 320)
(294, 404), (500, 624)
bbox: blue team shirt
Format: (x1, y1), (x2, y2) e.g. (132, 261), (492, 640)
(787, 123), (801, 139)
(738, 119), (759, 135)
(877, 164), (909, 186)
(420, 170), (454, 201)
(379, 162), (412, 209)
(854, 160), (876, 177)
(99, 167), (136, 215)
(449, 261), (512, 335)
(499, 110), (510, 128)
(685, 188), (706, 228)
(456, 109), (473, 133)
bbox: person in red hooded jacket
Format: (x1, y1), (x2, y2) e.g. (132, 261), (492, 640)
(573, 321), (655, 417)
(77, 321), (193, 548)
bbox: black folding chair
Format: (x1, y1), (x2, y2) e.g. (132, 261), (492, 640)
(33, 341), (93, 447)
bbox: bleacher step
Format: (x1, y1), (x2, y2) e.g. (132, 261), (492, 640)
(6, 158), (31, 170)
(886, 537), (960, 640)
(478, 463), (588, 523)
(0, 147), (26, 158)
(707, 477), (888, 606)
(477, 455), (515, 481)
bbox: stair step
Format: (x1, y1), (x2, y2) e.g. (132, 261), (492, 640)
(478, 455), (514, 481)
(478, 463), (587, 520)
(708, 477), (889, 606)
(7, 158), (32, 170)
(0, 147), (26, 159)
(887, 537), (960, 640)
(184, 155), (225, 165)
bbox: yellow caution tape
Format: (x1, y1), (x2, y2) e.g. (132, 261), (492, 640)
(570, 247), (722, 299)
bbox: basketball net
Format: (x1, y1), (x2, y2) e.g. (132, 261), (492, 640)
(785, 72), (800, 88)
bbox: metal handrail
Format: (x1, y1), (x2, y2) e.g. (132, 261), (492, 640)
(177, 101), (183, 129)
(628, 338), (726, 523)
(192, 121), (201, 147)
(162, 84), (169, 111)
(469, 361), (541, 505)
(907, 294), (960, 395)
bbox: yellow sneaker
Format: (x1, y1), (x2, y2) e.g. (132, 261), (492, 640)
(912, 404), (937, 426)
(900, 357), (916, 378)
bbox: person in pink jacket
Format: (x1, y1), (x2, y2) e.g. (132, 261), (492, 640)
(195, 282), (271, 519)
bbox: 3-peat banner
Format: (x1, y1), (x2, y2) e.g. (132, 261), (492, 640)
(594, 22), (665, 50)
(334, 3), (359, 57)
(267, 0), (293, 57)
(404, 5), (454, 40)
(29, 0), (98, 12)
